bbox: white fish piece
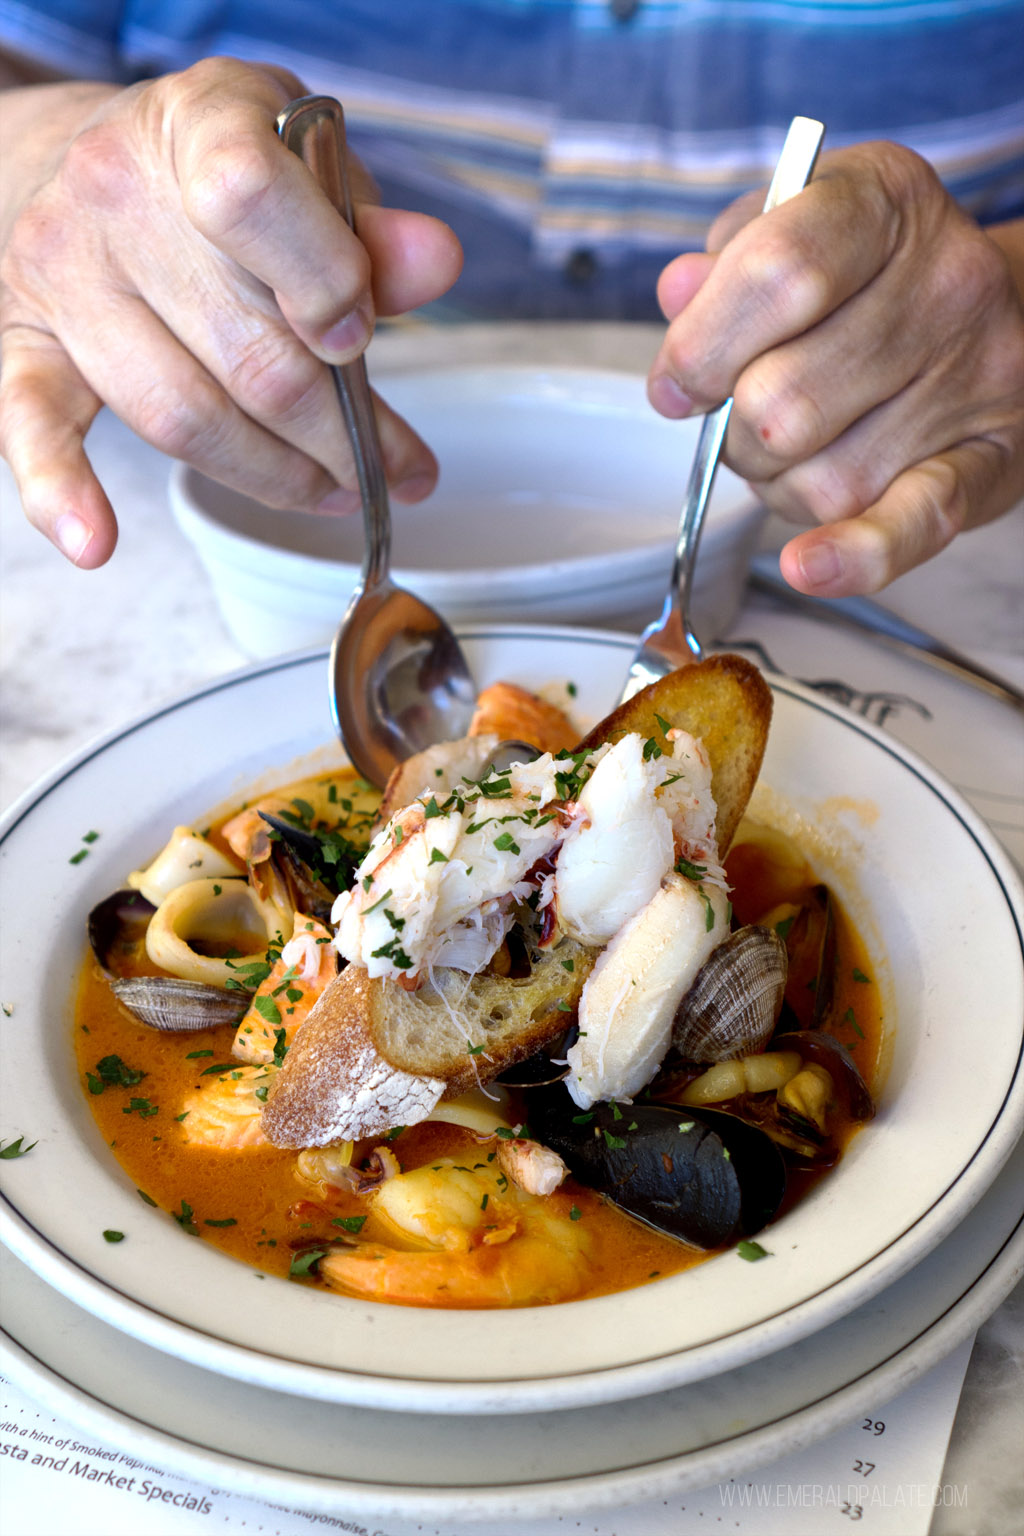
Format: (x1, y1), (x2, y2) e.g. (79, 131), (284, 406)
(565, 873), (731, 1109)
(555, 735), (675, 947)
(127, 826), (241, 907)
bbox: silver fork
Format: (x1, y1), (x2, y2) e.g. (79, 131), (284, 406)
(620, 115), (826, 703)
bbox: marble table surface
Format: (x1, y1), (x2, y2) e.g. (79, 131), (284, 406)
(1, 321), (1022, 1534)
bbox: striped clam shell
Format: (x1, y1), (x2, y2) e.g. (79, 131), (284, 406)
(670, 925), (788, 1063)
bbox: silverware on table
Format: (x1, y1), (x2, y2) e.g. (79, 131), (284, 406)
(747, 554), (1024, 711)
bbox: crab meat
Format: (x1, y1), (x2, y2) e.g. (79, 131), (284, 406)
(565, 872), (731, 1108)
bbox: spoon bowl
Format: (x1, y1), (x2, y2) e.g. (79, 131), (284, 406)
(278, 96), (477, 783)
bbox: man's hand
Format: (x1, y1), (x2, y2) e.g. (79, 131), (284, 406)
(0, 57), (463, 566)
(648, 142), (1024, 596)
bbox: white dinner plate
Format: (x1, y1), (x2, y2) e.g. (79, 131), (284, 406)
(2, 1135), (1020, 1521)
(1, 628), (1022, 1414)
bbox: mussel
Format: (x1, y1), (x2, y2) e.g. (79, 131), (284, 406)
(670, 924), (787, 1063)
(259, 812), (352, 925)
(773, 884), (837, 1031)
(526, 1087), (786, 1248)
(88, 889), (156, 976)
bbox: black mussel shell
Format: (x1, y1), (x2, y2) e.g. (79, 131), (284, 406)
(772, 1031), (875, 1122)
(496, 1024), (576, 1087)
(526, 1089), (786, 1249)
(88, 889), (157, 976)
(776, 884), (837, 1031)
(259, 813), (343, 922)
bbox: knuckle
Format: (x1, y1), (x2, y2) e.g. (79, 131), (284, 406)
(772, 458), (864, 526)
(133, 376), (224, 460)
(183, 139), (278, 242)
(227, 335), (325, 425)
(61, 121), (137, 213)
(734, 359), (830, 466)
(735, 230), (832, 329)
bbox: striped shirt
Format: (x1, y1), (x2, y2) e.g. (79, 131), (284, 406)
(2, 0), (1022, 317)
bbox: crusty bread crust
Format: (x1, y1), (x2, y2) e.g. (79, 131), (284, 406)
(576, 653), (772, 854)
(262, 967), (446, 1146)
(369, 937), (597, 1096)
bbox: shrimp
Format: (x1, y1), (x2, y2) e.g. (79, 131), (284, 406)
(232, 912), (335, 1064)
(318, 1158), (592, 1308)
(178, 1064), (275, 1150)
(469, 681), (578, 754)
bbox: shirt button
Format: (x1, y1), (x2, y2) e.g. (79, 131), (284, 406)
(608, 0), (641, 22)
(564, 248), (598, 286)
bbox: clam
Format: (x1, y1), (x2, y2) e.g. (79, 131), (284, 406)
(109, 976), (250, 1031)
(670, 924), (787, 1063)
(526, 1089), (786, 1248)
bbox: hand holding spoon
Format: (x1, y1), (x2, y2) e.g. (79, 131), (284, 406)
(277, 96), (477, 785)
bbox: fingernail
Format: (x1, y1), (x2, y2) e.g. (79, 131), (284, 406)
(648, 373), (694, 418)
(797, 540), (843, 590)
(393, 471), (436, 502)
(320, 299), (374, 360)
(55, 512), (93, 564)
(315, 486), (361, 514)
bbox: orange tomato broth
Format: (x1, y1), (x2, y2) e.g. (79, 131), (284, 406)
(74, 769), (882, 1307)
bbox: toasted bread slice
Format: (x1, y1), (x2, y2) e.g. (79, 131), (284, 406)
(576, 654), (772, 855)
(369, 937), (598, 1095)
(261, 966), (446, 1146)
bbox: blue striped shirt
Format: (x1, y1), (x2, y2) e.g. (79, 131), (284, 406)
(2, 0), (1022, 316)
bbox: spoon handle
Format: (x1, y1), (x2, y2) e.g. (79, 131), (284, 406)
(276, 96), (391, 590)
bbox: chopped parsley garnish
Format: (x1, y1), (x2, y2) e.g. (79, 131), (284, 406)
(0, 1136), (37, 1159)
(122, 1097), (158, 1118)
(362, 887), (394, 914)
(87, 1054), (147, 1094)
(429, 847), (449, 863)
(289, 1249), (326, 1278)
(737, 1240), (770, 1262)
(136, 1188), (157, 1206)
(172, 1200), (200, 1236)
(569, 1205), (581, 1221)
(103, 1230), (125, 1243)
(271, 1027), (290, 1068)
(331, 1215), (367, 1233)
(254, 995), (282, 1026)
(853, 967), (871, 984)
(200, 1061), (240, 1077)
(775, 914), (796, 941)
(204, 1217), (238, 1228)
(186, 1049), (214, 1059)
(675, 856), (707, 881)
(602, 1129), (627, 1150)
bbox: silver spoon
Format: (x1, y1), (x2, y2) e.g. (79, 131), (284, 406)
(620, 115), (826, 703)
(277, 96), (477, 785)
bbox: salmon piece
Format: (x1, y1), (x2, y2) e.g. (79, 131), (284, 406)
(178, 1065), (274, 1150)
(232, 913), (336, 1065)
(469, 682), (578, 754)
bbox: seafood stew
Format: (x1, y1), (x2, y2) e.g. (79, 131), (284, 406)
(76, 664), (880, 1310)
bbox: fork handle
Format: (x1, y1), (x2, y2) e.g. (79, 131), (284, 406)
(667, 116), (825, 655)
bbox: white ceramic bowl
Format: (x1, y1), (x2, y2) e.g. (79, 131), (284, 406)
(169, 366), (765, 657)
(1, 628), (1022, 1417)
